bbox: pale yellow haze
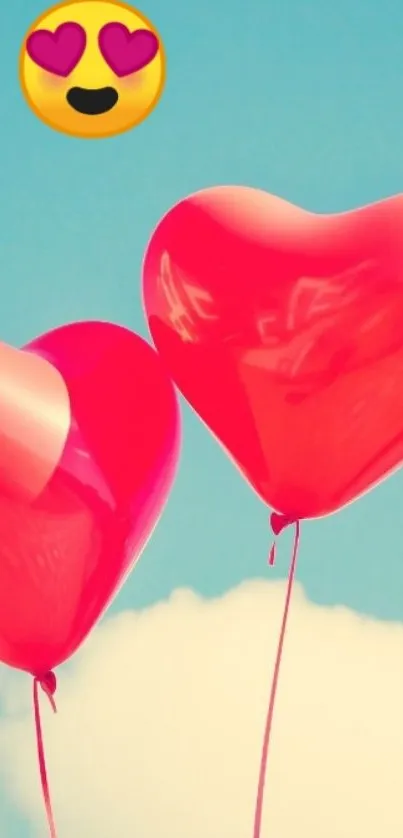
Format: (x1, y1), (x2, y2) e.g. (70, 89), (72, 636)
(1, 583), (403, 836)
(19, 0), (165, 138)
(0, 342), (70, 501)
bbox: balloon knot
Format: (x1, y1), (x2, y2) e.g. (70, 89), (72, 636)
(37, 672), (57, 713)
(270, 512), (295, 537)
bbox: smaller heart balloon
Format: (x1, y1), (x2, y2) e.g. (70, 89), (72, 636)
(0, 321), (179, 677)
(142, 186), (403, 521)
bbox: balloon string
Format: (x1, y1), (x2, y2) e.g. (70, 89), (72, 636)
(33, 674), (58, 838)
(253, 519), (300, 838)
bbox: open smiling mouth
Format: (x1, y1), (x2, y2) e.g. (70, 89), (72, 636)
(66, 86), (119, 115)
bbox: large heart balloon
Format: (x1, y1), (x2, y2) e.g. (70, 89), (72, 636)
(0, 321), (179, 676)
(142, 186), (403, 520)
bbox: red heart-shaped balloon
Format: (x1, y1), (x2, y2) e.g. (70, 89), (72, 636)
(0, 321), (179, 676)
(143, 186), (403, 521)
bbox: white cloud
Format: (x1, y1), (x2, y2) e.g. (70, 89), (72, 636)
(0, 581), (403, 837)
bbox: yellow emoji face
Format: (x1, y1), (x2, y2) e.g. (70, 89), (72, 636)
(19, 0), (165, 139)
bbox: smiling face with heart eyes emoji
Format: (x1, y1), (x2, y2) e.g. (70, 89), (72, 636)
(19, 0), (165, 138)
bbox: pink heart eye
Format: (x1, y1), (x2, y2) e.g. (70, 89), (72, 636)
(26, 22), (86, 77)
(98, 23), (159, 78)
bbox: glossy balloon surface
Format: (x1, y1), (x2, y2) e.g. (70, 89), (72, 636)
(143, 186), (403, 519)
(0, 321), (179, 675)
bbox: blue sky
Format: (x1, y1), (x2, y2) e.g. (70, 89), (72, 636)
(1, 0), (403, 833)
